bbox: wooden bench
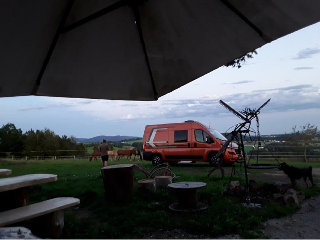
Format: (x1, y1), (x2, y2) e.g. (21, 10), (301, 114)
(0, 197), (80, 238)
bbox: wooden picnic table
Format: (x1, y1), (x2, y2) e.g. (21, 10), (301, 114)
(0, 174), (57, 211)
(0, 169), (12, 176)
(168, 181), (208, 212)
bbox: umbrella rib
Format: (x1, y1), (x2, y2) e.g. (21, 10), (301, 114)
(132, 5), (159, 100)
(220, 0), (270, 42)
(31, 0), (75, 95)
(61, 0), (126, 33)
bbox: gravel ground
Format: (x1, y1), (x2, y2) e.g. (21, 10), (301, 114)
(260, 196), (320, 239)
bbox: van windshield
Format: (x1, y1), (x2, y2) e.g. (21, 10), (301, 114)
(206, 128), (227, 141)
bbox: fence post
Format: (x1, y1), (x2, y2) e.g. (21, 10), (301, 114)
(25, 156), (27, 161)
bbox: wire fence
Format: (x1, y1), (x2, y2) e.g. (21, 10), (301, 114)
(0, 150), (89, 161)
(1, 147), (319, 162)
(0, 155), (89, 161)
(244, 143), (320, 161)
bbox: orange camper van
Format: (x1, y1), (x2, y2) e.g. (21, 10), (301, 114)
(143, 120), (241, 166)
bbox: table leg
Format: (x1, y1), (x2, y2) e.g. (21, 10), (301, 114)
(0, 187), (30, 211)
(176, 189), (198, 208)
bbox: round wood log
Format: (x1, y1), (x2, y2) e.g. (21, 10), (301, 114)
(138, 179), (156, 193)
(168, 182), (207, 210)
(101, 164), (134, 203)
(155, 176), (172, 188)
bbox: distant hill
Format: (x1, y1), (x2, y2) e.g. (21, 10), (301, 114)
(76, 135), (142, 143)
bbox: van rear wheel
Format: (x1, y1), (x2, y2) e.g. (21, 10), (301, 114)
(152, 154), (163, 166)
(208, 153), (224, 167)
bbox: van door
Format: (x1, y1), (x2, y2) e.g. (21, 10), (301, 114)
(166, 129), (192, 160)
(192, 129), (220, 160)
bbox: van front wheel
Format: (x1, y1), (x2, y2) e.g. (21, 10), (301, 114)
(208, 153), (223, 167)
(152, 154), (163, 166)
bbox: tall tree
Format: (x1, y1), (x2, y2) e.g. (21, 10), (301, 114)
(0, 123), (25, 157)
(286, 124), (318, 162)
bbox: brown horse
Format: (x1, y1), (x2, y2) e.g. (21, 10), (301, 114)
(90, 150), (117, 161)
(133, 149), (142, 161)
(89, 151), (100, 161)
(116, 147), (142, 161)
(107, 150), (117, 160)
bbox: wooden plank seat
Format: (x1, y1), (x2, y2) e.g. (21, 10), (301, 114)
(0, 197), (80, 238)
(0, 169), (12, 177)
(0, 174), (58, 212)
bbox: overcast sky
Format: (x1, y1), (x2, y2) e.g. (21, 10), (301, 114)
(1, 22), (320, 139)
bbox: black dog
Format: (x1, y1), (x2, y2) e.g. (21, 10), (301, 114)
(278, 162), (314, 188)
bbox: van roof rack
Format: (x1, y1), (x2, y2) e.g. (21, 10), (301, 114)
(185, 120), (194, 122)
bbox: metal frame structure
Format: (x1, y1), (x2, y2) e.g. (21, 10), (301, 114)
(208, 98), (271, 208)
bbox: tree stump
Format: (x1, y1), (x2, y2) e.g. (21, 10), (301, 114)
(101, 164), (134, 203)
(155, 176), (172, 188)
(138, 179), (156, 193)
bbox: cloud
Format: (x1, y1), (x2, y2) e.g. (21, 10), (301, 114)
(223, 80), (254, 85)
(293, 48), (320, 60)
(294, 67), (314, 70)
(35, 84), (320, 125)
(122, 114), (133, 119)
(231, 80), (254, 85)
(145, 84), (320, 121)
(17, 98), (98, 111)
(18, 103), (74, 111)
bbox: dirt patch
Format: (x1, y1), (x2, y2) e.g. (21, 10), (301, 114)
(142, 195), (320, 239)
(144, 165), (320, 239)
(246, 168), (320, 188)
(142, 229), (213, 239)
(210, 166), (320, 188)
(182, 169), (208, 174)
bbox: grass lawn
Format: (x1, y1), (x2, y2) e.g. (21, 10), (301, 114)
(0, 159), (319, 239)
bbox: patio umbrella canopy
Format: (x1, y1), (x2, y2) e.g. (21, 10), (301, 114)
(1, 0), (320, 101)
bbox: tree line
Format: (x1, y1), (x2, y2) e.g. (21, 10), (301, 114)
(0, 123), (86, 158)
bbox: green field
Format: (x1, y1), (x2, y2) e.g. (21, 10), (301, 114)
(0, 159), (319, 239)
(124, 139), (143, 145)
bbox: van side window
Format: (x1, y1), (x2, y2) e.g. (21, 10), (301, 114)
(195, 130), (213, 143)
(203, 131), (212, 142)
(195, 129), (204, 142)
(174, 130), (188, 142)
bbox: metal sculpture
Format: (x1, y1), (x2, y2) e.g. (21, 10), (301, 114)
(208, 98), (271, 208)
(133, 163), (177, 179)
